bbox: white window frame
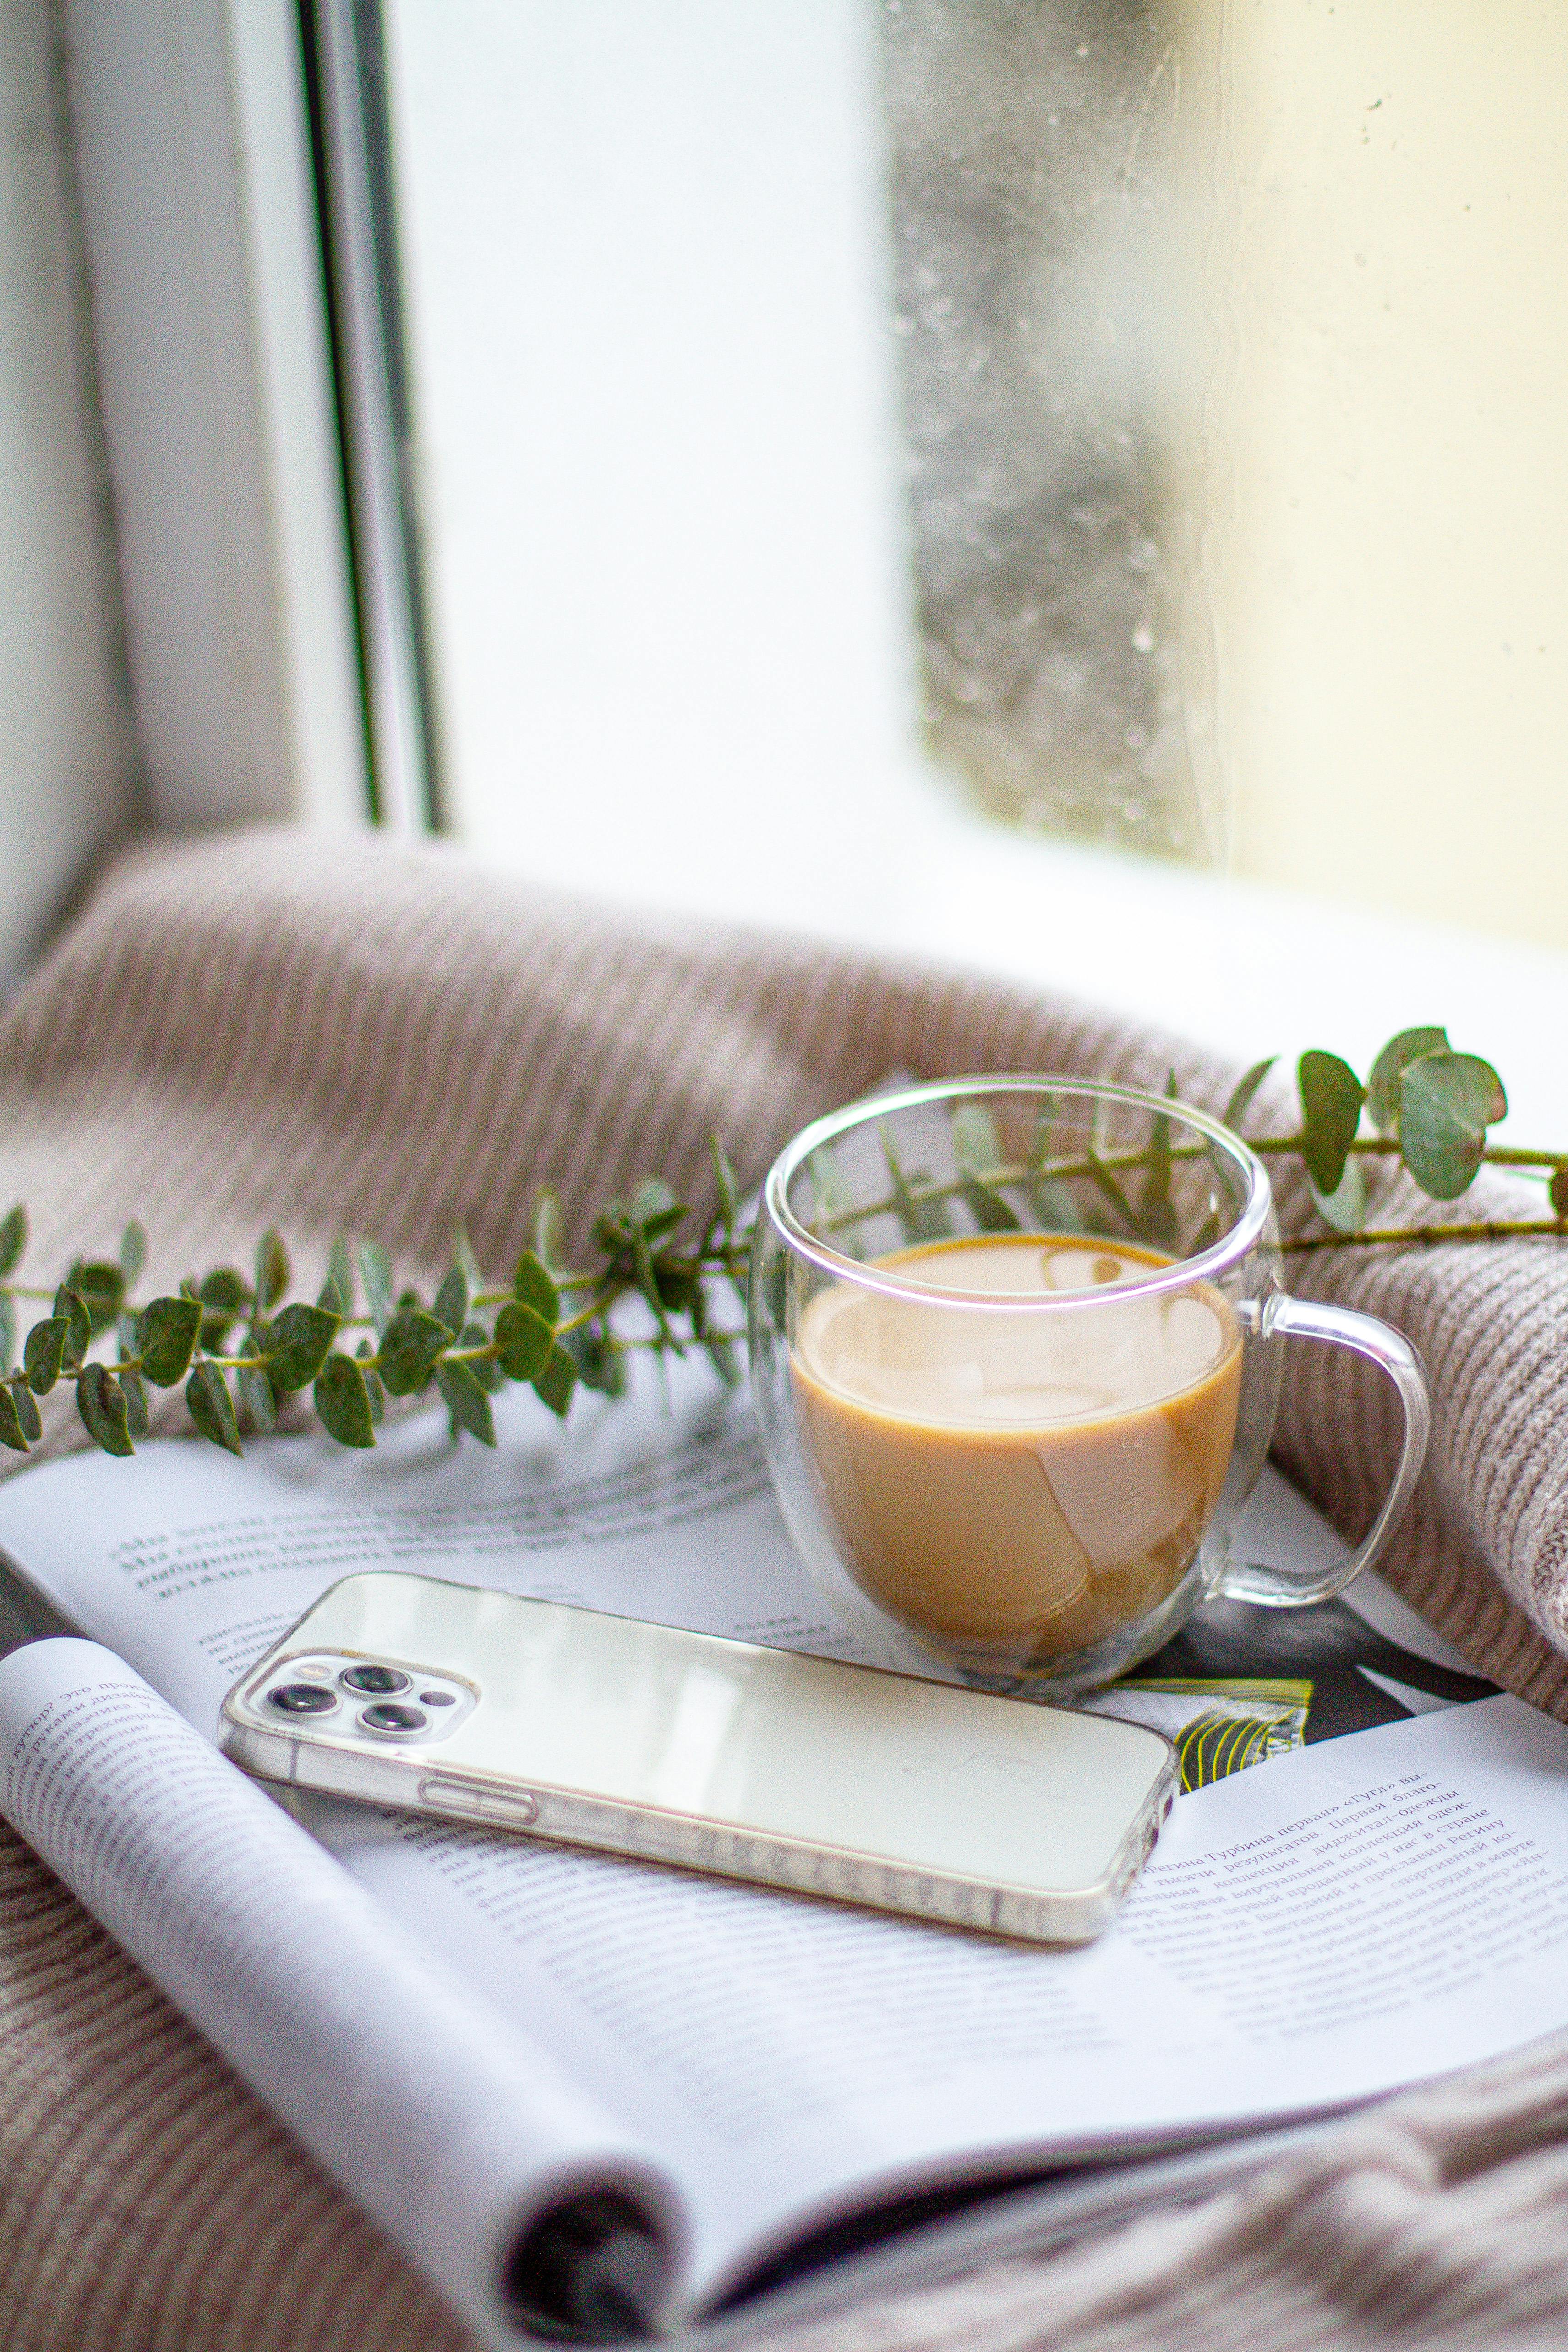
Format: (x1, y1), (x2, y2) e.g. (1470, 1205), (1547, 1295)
(63, 0), (384, 833)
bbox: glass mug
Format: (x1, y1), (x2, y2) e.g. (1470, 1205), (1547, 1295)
(748, 1077), (1431, 1692)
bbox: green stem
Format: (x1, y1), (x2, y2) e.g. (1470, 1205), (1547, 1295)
(554, 1294), (619, 1340)
(1284, 1217), (1568, 1253)
(806, 1132), (1568, 1245)
(616, 1329), (744, 1353)
(1251, 1135), (1567, 1170)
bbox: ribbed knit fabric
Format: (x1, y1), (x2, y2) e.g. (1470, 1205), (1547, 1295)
(0, 826), (1565, 2351)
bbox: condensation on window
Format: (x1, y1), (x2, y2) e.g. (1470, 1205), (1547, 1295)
(881, 0), (1213, 863)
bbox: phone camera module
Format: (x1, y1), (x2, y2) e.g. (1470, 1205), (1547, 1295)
(360, 1701), (427, 1737)
(268, 1683), (339, 1716)
(341, 1664), (411, 1695)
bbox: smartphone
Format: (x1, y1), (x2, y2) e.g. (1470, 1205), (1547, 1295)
(220, 1573), (1177, 1944)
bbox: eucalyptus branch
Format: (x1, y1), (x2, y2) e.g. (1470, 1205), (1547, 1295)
(1284, 1218), (1568, 1254)
(0, 1023), (1563, 1465)
(0, 1147), (755, 1467)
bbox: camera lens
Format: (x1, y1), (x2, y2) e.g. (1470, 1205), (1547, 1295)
(360, 1702), (427, 1736)
(341, 1664), (411, 1695)
(268, 1683), (339, 1716)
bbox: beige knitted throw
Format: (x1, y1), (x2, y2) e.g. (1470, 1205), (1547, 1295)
(1, 827), (1567, 2352)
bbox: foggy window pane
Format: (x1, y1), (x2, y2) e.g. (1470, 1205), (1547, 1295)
(883, 0), (1208, 859)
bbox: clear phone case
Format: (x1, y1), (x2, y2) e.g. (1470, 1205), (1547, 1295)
(220, 1572), (1178, 1943)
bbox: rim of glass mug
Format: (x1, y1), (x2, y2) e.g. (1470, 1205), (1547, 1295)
(763, 1072), (1273, 1303)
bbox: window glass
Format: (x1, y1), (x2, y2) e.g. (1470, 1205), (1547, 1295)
(384, 0), (918, 930)
(378, 0), (1568, 955)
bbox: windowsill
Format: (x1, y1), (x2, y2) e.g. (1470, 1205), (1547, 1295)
(470, 756), (1568, 1143)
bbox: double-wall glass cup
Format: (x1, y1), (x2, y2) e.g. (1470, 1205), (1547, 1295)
(749, 1077), (1431, 1693)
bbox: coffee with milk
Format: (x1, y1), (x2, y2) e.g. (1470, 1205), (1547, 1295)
(791, 1234), (1242, 1668)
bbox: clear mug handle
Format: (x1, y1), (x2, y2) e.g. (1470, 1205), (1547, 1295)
(1218, 1294), (1432, 1608)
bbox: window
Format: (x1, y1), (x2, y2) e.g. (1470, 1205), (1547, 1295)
(336, 0), (1568, 953)
(5, 0), (1566, 1017)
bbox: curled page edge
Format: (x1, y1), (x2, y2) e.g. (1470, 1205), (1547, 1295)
(0, 1637), (687, 2346)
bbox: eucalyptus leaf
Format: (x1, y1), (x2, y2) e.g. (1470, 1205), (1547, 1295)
(318, 1236), (355, 1317)
(1308, 1155), (1367, 1236)
(631, 1224), (673, 1338)
(592, 1203), (627, 1255)
(197, 1269), (248, 1352)
(0, 1382), (28, 1454)
(355, 1340), (387, 1423)
(136, 1296), (202, 1387)
(710, 1136), (738, 1237)
(378, 1307), (452, 1395)
(0, 1293), (12, 1375)
(951, 1105), (1018, 1230)
(958, 1175), (1021, 1232)
(186, 1361), (242, 1455)
(532, 1341), (577, 1419)
(454, 1228), (483, 1298)
(1367, 1028), (1451, 1136)
(1298, 1051), (1366, 1195)
(629, 1177), (680, 1234)
(433, 1266), (468, 1337)
(198, 1268), (248, 1316)
(653, 1259), (699, 1317)
(119, 1220), (147, 1286)
(1082, 1151), (1145, 1244)
(562, 1323), (625, 1397)
(263, 1302), (339, 1392)
(69, 1259), (125, 1336)
(533, 1187), (565, 1271)
(254, 1227), (290, 1314)
(807, 1146), (852, 1224)
(26, 1315), (67, 1394)
(881, 1130), (950, 1244)
(950, 1103), (1002, 1174)
(315, 1352), (376, 1448)
(436, 1359), (495, 1446)
(1399, 1052), (1508, 1201)
(1136, 1077), (1180, 1251)
(357, 1241), (394, 1336)
(13, 1383), (40, 1443)
(77, 1362), (134, 1456)
(1222, 1057), (1277, 1135)
(495, 1301), (552, 1383)
(1029, 1174), (1086, 1234)
(0, 1204), (25, 1277)
(238, 1356), (277, 1435)
(458, 1321), (503, 1392)
(119, 1366), (150, 1439)
(513, 1248), (558, 1325)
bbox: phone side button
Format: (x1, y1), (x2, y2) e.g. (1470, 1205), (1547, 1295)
(419, 1773), (539, 1827)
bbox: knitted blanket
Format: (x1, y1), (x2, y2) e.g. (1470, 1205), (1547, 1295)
(1, 827), (1566, 2351)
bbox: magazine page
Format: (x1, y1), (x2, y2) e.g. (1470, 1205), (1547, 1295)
(0, 1638), (682, 2347)
(3, 1369), (1568, 2309)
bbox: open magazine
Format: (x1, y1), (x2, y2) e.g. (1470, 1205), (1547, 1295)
(1, 1358), (1566, 2347)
